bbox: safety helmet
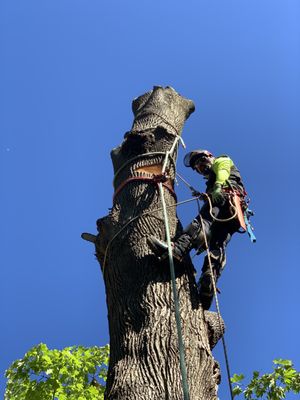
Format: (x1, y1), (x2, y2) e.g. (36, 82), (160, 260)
(183, 149), (214, 169)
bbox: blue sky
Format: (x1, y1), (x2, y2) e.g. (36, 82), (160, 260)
(1, 1), (299, 398)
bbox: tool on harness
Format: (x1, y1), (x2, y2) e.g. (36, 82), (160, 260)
(233, 194), (256, 243)
(224, 181), (257, 242)
(244, 208), (256, 243)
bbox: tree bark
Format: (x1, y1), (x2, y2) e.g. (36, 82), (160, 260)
(89, 86), (224, 399)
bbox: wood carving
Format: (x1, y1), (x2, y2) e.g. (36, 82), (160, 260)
(83, 86), (224, 400)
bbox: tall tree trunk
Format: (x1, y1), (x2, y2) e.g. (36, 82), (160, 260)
(87, 86), (224, 399)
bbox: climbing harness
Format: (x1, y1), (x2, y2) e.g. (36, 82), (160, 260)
(202, 192), (238, 222)
(176, 172), (238, 223)
(176, 172), (256, 241)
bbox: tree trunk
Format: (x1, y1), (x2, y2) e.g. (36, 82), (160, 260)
(89, 86), (224, 399)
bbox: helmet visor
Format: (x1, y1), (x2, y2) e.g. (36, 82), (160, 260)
(183, 153), (193, 167)
(184, 150), (213, 168)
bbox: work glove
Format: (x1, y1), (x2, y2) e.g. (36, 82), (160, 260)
(211, 183), (224, 204)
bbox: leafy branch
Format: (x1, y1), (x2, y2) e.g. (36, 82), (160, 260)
(231, 359), (300, 399)
(6, 346), (300, 400)
(5, 343), (109, 400)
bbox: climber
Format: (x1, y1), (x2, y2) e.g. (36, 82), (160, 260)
(148, 149), (247, 310)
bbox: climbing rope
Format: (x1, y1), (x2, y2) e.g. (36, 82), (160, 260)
(177, 171), (236, 400)
(204, 192), (238, 222)
(198, 209), (234, 400)
(157, 135), (190, 400)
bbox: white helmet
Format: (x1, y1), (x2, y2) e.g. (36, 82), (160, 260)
(183, 150), (213, 169)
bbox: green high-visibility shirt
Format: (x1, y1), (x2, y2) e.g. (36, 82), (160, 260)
(211, 156), (234, 186)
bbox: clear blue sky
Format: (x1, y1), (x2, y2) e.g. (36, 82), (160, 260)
(1, 1), (299, 398)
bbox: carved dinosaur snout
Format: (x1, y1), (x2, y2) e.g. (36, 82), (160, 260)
(131, 86), (195, 136)
(111, 86), (195, 175)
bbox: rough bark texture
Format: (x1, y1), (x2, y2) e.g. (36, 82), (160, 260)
(91, 86), (224, 399)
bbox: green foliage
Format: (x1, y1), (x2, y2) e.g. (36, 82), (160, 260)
(6, 346), (299, 400)
(5, 343), (109, 400)
(231, 359), (300, 399)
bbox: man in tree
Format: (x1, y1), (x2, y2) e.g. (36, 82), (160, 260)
(149, 149), (247, 310)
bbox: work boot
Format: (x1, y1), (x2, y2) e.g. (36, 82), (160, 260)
(148, 217), (209, 262)
(147, 237), (169, 259)
(148, 233), (192, 261)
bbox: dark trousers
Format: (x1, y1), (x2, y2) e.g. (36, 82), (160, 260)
(196, 199), (240, 307)
(181, 198), (239, 255)
(197, 199), (239, 269)
(174, 197), (240, 307)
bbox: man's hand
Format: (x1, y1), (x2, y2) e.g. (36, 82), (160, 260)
(211, 183), (224, 204)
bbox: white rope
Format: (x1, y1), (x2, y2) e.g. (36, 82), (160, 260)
(199, 212), (234, 400)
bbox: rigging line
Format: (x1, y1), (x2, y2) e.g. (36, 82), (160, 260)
(198, 205), (234, 400)
(176, 172), (196, 191)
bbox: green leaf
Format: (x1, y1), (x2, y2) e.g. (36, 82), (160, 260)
(232, 385), (243, 397)
(252, 371), (260, 379)
(231, 373), (245, 383)
(273, 359), (293, 367)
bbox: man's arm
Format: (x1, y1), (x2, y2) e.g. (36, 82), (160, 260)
(212, 156), (234, 185)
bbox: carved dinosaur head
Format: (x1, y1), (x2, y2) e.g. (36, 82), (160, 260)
(131, 85), (195, 136)
(111, 86), (195, 174)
